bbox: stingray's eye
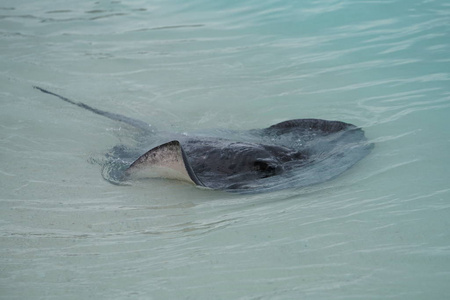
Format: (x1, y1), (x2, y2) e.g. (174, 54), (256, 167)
(253, 160), (279, 176)
(254, 160), (271, 171)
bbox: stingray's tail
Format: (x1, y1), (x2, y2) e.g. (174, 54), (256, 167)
(33, 86), (154, 133)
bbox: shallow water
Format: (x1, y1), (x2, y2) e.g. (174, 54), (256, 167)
(1, 0), (450, 299)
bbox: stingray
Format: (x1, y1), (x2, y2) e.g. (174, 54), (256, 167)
(34, 86), (373, 194)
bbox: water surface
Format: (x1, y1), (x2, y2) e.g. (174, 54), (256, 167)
(1, 0), (450, 299)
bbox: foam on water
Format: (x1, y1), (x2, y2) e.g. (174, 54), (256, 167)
(1, 0), (449, 299)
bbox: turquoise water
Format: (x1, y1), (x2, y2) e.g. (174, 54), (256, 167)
(1, 0), (450, 299)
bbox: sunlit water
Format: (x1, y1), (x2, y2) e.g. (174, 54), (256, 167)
(1, 0), (449, 299)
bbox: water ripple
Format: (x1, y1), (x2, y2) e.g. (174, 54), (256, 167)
(1, 0), (450, 299)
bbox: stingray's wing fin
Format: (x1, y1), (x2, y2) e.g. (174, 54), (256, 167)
(124, 141), (204, 186)
(268, 119), (354, 133)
